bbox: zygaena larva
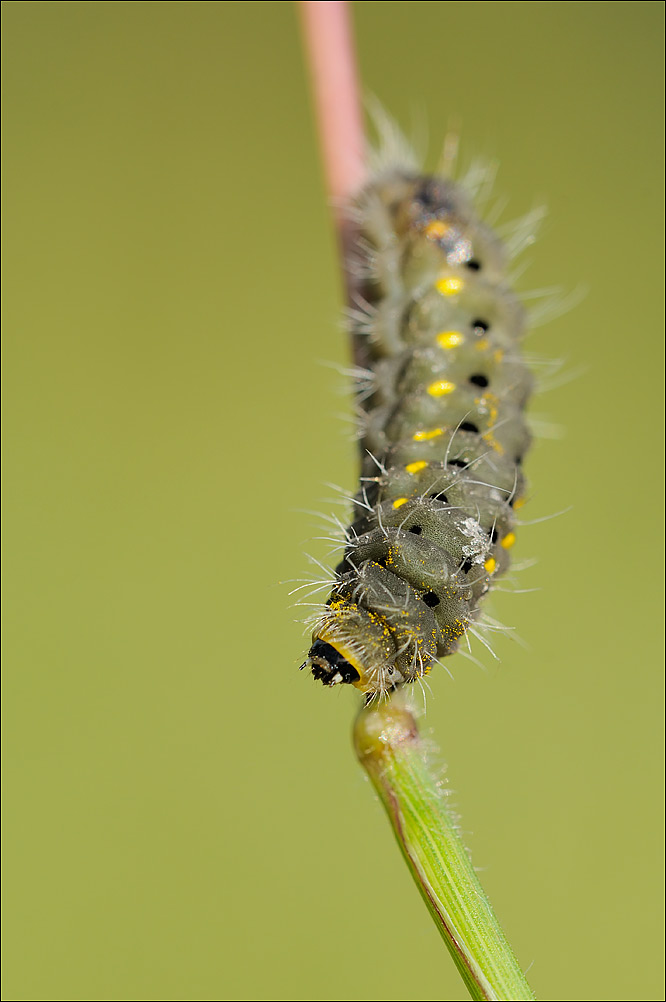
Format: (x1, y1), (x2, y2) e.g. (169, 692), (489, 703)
(303, 142), (535, 698)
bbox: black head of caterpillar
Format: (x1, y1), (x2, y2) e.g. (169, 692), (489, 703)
(309, 640), (361, 687)
(303, 164), (532, 698)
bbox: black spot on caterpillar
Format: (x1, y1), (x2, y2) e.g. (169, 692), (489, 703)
(303, 145), (535, 698)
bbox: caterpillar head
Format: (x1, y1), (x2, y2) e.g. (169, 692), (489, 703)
(308, 640), (361, 687)
(306, 598), (407, 697)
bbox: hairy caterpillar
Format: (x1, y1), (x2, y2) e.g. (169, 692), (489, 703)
(303, 136), (535, 698)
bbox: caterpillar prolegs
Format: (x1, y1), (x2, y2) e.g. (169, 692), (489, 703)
(304, 158), (534, 698)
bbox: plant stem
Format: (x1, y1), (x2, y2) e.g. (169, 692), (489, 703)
(354, 695), (535, 1001)
(299, 5), (536, 997)
(298, 1), (366, 217)
(297, 0), (366, 314)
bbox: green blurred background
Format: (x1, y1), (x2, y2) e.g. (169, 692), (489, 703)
(3, 2), (663, 999)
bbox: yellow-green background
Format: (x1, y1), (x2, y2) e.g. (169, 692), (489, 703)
(3, 2), (663, 1000)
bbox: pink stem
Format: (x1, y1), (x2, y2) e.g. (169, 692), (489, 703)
(299, 1), (366, 221)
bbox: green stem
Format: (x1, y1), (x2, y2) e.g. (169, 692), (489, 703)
(354, 696), (534, 1001)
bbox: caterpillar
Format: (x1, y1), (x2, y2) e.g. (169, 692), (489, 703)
(303, 136), (535, 699)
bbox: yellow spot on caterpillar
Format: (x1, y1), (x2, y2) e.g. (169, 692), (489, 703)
(436, 330), (464, 350)
(405, 460), (428, 474)
(427, 379), (456, 397)
(476, 392), (499, 429)
(482, 431), (504, 456)
(494, 348), (504, 363)
(392, 497), (408, 509)
(425, 220), (451, 240)
(475, 338), (490, 351)
(513, 497), (526, 510)
(435, 276), (464, 297)
(413, 427), (443, 441)
(484, 557), (497, 573)
(501, 532), (516, 549)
